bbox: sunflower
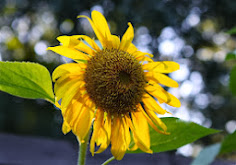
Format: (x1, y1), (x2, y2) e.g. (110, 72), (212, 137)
(48, 11), (181, 160)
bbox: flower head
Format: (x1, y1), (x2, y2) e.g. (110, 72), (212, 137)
(48, 11), (181, 160)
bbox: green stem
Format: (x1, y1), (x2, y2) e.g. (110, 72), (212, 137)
(101, 156), (115, 165)
(77, 128), (92, 165)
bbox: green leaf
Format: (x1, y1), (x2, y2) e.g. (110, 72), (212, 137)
(230, 65), (236, 96)
(220, 131), (236, 154)
(191, 143), (221, 165)
(227, 27), (236, 35)
(0, 61), (54, 103)
(127, 117), (219, 153)
(225, 52), (236, 61)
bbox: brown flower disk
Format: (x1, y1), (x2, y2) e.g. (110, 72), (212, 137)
(84, 48), (146, 115)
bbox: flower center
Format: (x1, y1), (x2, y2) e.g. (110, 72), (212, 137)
(84, 48), (146, 115)
(119, 71), (130, 84)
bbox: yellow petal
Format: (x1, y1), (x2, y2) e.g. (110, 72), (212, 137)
(61, 81), (84, 109)
(56, 36), (80, 47)
(145, 84), (181, 107)
(139, 104), (169, 135)
(90, 109), (111, 155)
(62, 120), (71, 134)
(126, 43), (138, 54)
(47, 46), (90, 60)
(142, 93), (167, 115)
(91, 11), (111, 37)
(90, 109), (104, 156)
(63, 99), (83, 124)
(90, 131), (96, 156)
(122, 118), (131, 148)
(145, 108), (167, 132)
(129, 142), (138, 151)
(111, 118), (127, 160)
(143, 61), (180, 73)
(111, 35), (120, 49)
(125, 116), (152, 153)
(80, 94), (95, 112)
(73, 35), (100, 51)
(125, 44), (154, 62)
(145, 72), (178, 87)
(131, 110), (151, 152)
(64, 95), (94, 131)
(53, 35), (96, 55)
(95, 115), (111, 154)
(54, 76), (82, 101)
(132, 51), (154, 62)
(119, 22), (134, 51)
(74, 41), (96, 55)
(133, 51), (153, 58)
(77, 15), (107, 48)
(55, 100), (61, 108)
(137, 55), (154, 62)
(52, 63), (85, 81)
(73, 105), (94, 144)
(92, 11), (117, 49)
